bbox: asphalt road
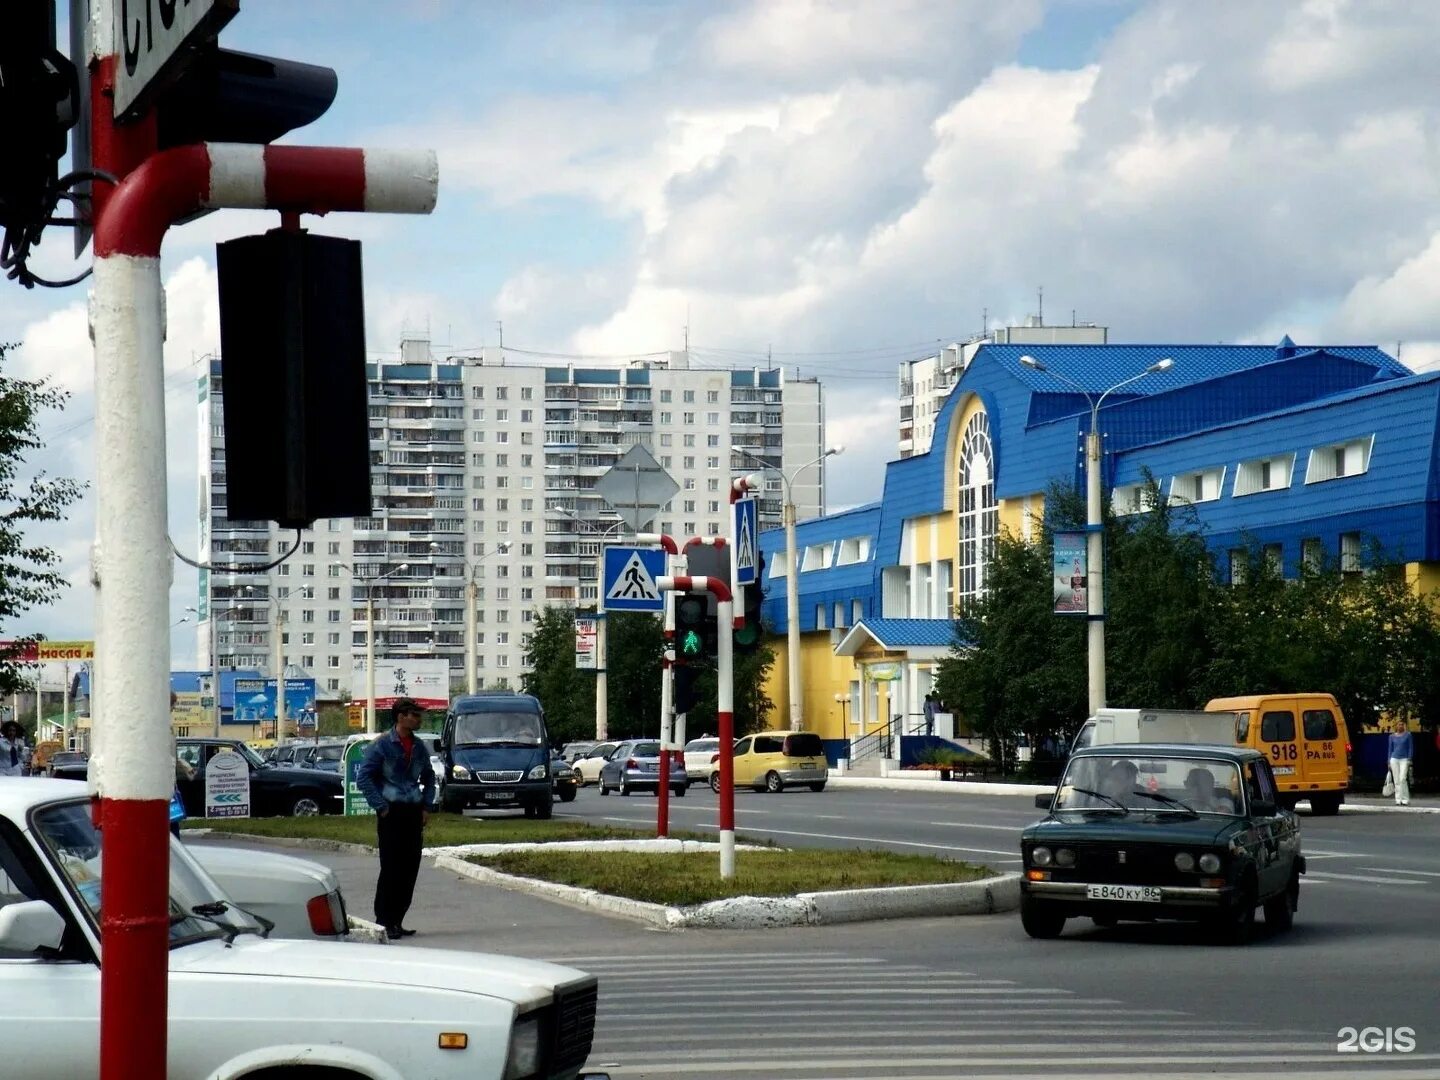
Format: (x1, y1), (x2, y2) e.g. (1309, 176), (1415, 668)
(196, 784), (1440, 1077)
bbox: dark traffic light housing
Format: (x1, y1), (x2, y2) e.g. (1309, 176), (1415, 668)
(734, 551), (766, 655)
(153, 47), (337, 149)
(672, 664), (701, 715)
(675, 594), (713, 661)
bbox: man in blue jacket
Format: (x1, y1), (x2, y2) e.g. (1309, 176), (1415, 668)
(356, 698), (436, 938)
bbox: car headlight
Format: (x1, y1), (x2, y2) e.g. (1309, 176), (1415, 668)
(1031, 846), (1053, 866)
(527, 763), (549, 780)
(451, 765), (471, 780)
(1198, 853), (1222, 873)
(504, 1012), (543, 1080)
(1174, 852), (1196, 872)
(1054, 848), (1076, 867)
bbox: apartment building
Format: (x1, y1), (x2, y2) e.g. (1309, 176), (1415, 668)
(197, 335), (825, 694)
(898, 319), (1108, 458)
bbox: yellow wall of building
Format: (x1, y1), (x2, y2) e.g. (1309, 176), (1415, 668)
(1404, 562), (1440, 596)
(907, 511), (958, 565)
(760, 632), (861, 740)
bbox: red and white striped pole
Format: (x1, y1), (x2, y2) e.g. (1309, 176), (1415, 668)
(87, 50), (436, 1074)
(658, 575), (734, 877)
(636, 534), (679, 836)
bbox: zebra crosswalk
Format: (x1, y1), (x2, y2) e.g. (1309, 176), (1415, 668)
(549, 950), (1439, 1079)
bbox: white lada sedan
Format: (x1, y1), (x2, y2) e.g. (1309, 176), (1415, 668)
(0, 779), (605, 1080)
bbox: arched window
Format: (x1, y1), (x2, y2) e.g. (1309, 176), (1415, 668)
(958, 411), (997, 611)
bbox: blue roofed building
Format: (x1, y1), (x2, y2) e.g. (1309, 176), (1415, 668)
(756, 336), (1438, 749)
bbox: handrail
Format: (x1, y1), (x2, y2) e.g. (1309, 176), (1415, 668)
(849, 716), (901, 763)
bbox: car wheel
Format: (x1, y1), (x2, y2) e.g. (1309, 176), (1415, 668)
(1309, 792), (1342, 816)
(765, 771), (783, 793)
(709, 772), (721, 793)
(1020, 897), (1066, 939)
(1264, 872), (1298, 931)
(290, 794), (322, 817)
(534, 799), (553, 820)
(599, 781), (610, 796)
(1223, 874), (1258, 945)
(672, 785), (686, 798)
(559, 788), (577, 803)
(809, 782), (826, 793)
(619, 776), (630, 796)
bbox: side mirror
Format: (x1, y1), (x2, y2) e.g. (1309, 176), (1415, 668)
(1034, 792), (1056, 810)
(0, 900), (65, 953)
(1251, 799), (1277, 818)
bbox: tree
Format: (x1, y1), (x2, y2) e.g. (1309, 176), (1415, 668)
(521, 606), (595, 747)
(677, 642), (776, 737)
(0, 345), (82, 696)
(603, 612), (665, 740)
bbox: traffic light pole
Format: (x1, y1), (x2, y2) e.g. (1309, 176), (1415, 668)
(658, 574), (735, 878)
(86, 41), (436, 1075)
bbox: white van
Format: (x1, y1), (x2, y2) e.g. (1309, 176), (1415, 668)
(1071, 708), (1239, 751)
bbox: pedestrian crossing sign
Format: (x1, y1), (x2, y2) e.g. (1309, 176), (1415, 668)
(602, 547), (667, 612)
(734, 496), (758, 585)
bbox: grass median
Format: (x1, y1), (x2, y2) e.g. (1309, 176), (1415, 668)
(468, 849), (994, 907)
(185, 814), (714, 848)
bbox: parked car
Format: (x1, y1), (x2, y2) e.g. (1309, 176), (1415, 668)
(560, 741), (598, 763)
(572, 742), (619, 785)
(0, 778), (605, 1079)
(188, 842), (349, 939)
(721, 731), (828, 793)
(46, 751), (88, 781)
(551, 755), (579, 802)
(682, 737), (720, 785)
(1020, 743), (1304, 942)
(438, 692), (553, 818)
(176, 738), (344, 817)
(297, 740), (347, 773)
(598, 740), (688, 797)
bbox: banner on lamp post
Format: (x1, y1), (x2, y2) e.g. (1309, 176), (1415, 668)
(575, 615), (598, 670)
(1052, 532), (1088, 615)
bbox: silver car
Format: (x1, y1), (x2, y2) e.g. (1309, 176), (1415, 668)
(598, 740), (688, 797)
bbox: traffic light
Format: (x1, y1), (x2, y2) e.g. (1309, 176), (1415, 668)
(734, 551), (766, 655)
(672, 664), (701, 715)
(675, 594), (713, 661)
(153, 47), (337, 149)
(0, 2), (78, 236)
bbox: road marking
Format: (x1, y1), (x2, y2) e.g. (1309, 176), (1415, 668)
(1305, 870), (1425, 886)
(601, 987), (1074, 1000)
(926, 820), (1026, 832)
(1360, 867), (1440, 878)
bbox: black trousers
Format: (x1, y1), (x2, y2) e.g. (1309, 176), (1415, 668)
(374, 803), (424, 928)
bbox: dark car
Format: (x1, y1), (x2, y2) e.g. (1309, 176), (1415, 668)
(176, 738), (345, 818)
(47, 751), (89, 781)
(1020, 744), (1304, 943)
(598, 740), (688, 797)
(551, 754), (579, 802)
(437, 692), (553, 818)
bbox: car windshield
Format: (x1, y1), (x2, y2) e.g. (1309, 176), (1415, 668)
(783, 733), (825, 758)
(313, 745), (343, 762)
(30, 800), (265, 948)
(453, 710), (544, 745)
(1054, 754), (1243, 815)
(684, 740), (717, 753)
(629, 742), (661, 757)
(226, 743), (265, 769)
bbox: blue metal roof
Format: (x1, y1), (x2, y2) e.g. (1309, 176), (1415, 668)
(852, 619), (958, 648)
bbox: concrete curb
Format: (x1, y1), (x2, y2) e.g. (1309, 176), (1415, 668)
(1339, 802), (1440, 815)
(436, 853), (1021, 930)
(828, 775), (1053, 796)
(425, 838), (770, 858)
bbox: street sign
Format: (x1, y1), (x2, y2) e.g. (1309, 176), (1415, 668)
(343, 739), (375, 815)
(733, 497), (758, 586)
(575, 614), (599, 670)
(594, 443), (679, 533)
(346, 703), (365, 730)
(603, 547), (666, 612)
(113, 0), (238, 121)
(203, 748), (251, 818)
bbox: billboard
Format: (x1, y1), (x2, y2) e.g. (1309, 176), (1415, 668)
(1052, 532), (1088, 615)
(230, 677), (319, 726)
(0, 640), (95, 662)
(575, 615), (598, 671)
(350, 657), (450, 710)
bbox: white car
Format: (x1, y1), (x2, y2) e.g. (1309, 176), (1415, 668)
(572, 742), (619, 786)
(188, 843), (349, 939)
(682, 737), (721, 785)
(0, 779), (605, 1079)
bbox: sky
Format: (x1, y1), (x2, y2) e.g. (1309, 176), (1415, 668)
(4, 0), (1440, 667)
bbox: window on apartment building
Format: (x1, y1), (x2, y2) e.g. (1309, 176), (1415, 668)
(521, 499), (533, 512)
(278, 564), (290, 576)
(520, 409), (533, 423)
(472, 521), (485, 533)
(521, 543), (534, 556)
(495, 432), (509, 444)
(496, 453), (509, 467)
(705, 500), (718, 513)
(327, 656), (340, 669)
(659, 412), (672, 425)
(521, 431), (533, 445)
(660, 434), (672, 447)
(1262, 543), (1283, 574)
(472, 454), (484, 466)
(684, 435), (695, 447)
(707, 458), (719, 471)
(472, 387), (484, 400)
(521, 565), (535, 579)
(495, 476), (509, 489)
(473, 477), (485, 489)
(521, 520), (534, 533)
(522, 477), (534, 490)
(496, 631), (509, 645)
(521, 587), (534, 600)
(277, 586), (290, 599)
(683, 390), (695, 403)
(327, 678), (339, 691)
(495, 387), (508, 401)
(520, 454), (533, 468)
(660, 390), (672, 402)
(472, 431), (484, 442)
(1340, 532), (1362, 574)
(683, 412), (695, 425)
(684, 521), (696, 535)
(661, 520), (673, 535)
(706, 412), (719, 425)
(300, 654), (313, 668)
(707, 391), (719, 404)
(473, 543), (485, 556)
(834, 602), (847, 629)
(497, 609), (509, 623)
(496, 587), (509, 601)
(328, 611), (341, 623)
(1301, 537), (1324, 572)
(327, 542), (340, 555)
(328, 587), (340, 600)
(958, 410), (997, 610)
(301, 632), (315, 645)
(707, 435), (720, 447)
(472, 408), (484, 421)
(707, 478), (720, 492)
(328, 633), (341, 645)
(684, 479), (696, 491)
(302, 610), (315, 624)
(473, 498), (484, 511)
(496, 563), (510, 577)
(497, 655), (510, 668)
(495, 409), (509, 423)
(301, 564), (315, 577)
(683, 500), (696, 513)
(519, 386), (533, 400)
(708, 521), (721, 536)
(328, 520), (341, 533)
(328, 565), (343, 578)
(301, 542), (314, 554)
(662, 456), (672, 468)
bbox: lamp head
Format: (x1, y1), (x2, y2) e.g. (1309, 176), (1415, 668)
(825, 445), (844, 457)
(397, 563), (410, 572)
(1150, 357), (1175, 372)
(1019, 354), (1044, 370)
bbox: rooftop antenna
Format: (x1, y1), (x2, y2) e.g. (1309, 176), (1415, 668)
(1072, 309), (1076, 327)
(496, 321), (503, 353)
(684, 304), (690, 364)
(1037, 285), (1044, 324)
(982, 306), (988, 335)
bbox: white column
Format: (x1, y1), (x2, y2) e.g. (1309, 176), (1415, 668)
(1085, 428), (1106, 715)
(465, 577), (477, 695)
(365, 595), (377, 734)
(784, 501), (802, 732)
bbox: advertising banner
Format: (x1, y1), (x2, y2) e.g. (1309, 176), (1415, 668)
(350, 657), (449, 710)
(204, 749), (251, 818)
(170, 691), (207, 730)
(575, 615), (598, 670)
(231, 677), (319, 725)
(344, 739), (375, 816)
(1053, 532), (1088, 615)
(0, 640), (95, 663)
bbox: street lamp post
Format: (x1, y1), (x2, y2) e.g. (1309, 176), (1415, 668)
(462, 542), (511, 695)
(731, 445), (843, 732)
(1018, 354), (1174, 715)
(197, 586), (254, 737)
(363, 562), (411, 734)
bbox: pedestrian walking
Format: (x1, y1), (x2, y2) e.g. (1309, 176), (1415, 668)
(0, 720), (30, 778)
(923, 693), (937, 737)
(1386, 717), (1413, 807)
(355, 698), (436, 939)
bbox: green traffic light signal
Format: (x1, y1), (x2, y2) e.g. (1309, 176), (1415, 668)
(681, 629), (703, 657)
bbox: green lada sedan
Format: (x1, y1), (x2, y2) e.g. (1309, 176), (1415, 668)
(1020, 744), (1305, 943)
